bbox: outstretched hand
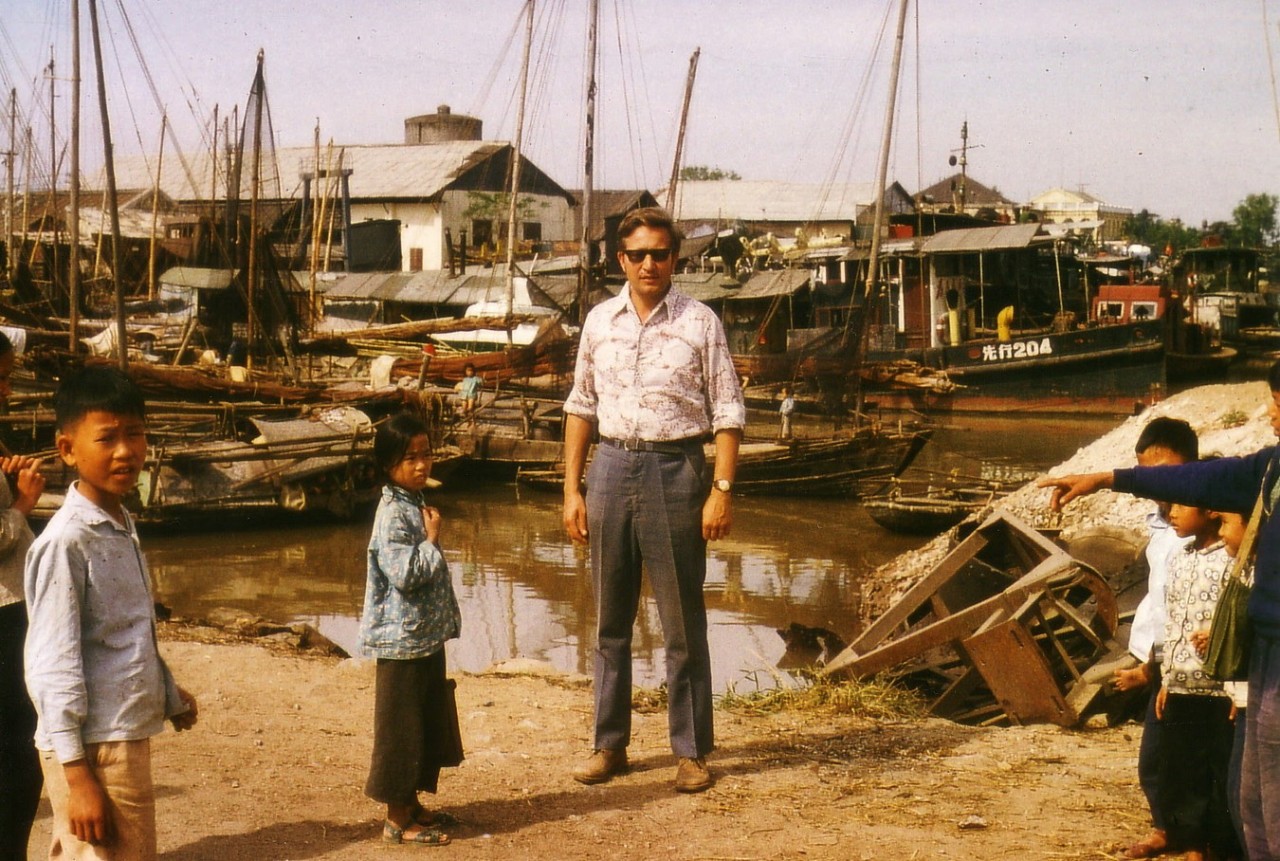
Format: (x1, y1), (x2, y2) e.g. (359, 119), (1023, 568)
(1035, 471), (1113, 511)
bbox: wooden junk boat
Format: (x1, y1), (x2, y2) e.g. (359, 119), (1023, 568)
(515, 421), (931, 497)
(823, 510), (1119, 727)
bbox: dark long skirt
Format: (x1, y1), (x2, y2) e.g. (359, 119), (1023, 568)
(365, 650), (463, 805)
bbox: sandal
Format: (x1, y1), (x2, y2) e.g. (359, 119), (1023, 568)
(1124, 831), (1167, 859)
(383, 820), (451, 846)
(414, 808), (461, 829)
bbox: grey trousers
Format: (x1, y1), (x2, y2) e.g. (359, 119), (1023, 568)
(1243, 633), (1280, 859)
(586, 442), (713, 758)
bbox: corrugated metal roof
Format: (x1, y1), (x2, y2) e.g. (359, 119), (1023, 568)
(102, 141), (517, 203)
(729, 269), (810, 301)
(158, 267), (237, 290)
(919, 223), (1046, 253)
(673, 181), (875, 223)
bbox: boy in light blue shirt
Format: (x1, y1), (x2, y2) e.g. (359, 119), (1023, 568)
(24, 367), (197, 859)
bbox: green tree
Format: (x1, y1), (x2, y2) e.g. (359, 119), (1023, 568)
(1124, 209), (1201, 254)
(1232, 193), (1279, 247)
(679, 165), (741, 181)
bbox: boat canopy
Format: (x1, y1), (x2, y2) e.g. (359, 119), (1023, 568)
(919, 223), (1046, 254)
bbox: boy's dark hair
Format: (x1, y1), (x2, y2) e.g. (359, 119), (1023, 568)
(463, 363), (476, 374)
(0, 330), (13, 357)
(54, 366), (146, 431)
(1269, 359), (1280, 392)
(617, 206), (683, 255)
(374, 412), (431, 478)
(1135, 416), (1198, 462)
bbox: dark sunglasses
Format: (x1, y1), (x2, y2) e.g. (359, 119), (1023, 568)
(621, 248), (673, 264)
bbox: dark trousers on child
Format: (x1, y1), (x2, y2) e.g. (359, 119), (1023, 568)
(365, 650), (463, 805)
(1137, 663), (1166, 832)
(0, 601), (42, 859)
(1158, 692), (1239, 858)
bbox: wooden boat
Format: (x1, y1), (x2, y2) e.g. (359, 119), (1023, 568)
(864, 479), (1002, 534)
(514, 422), (931, 498)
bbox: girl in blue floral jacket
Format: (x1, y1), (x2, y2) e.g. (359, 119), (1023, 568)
(360, 412), (462, 846)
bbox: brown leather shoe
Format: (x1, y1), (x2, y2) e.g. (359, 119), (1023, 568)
(674, 756), (712, 792)
(573, 748), (628, 784)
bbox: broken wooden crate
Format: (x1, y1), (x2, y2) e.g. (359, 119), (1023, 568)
(823, 510), (1117, 727)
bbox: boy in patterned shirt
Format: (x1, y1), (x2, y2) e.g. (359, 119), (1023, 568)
(1156, 502), (1239, 861)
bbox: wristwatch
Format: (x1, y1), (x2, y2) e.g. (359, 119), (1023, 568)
(712, 478), (733, 493)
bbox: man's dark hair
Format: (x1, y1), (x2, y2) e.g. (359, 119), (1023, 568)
(374, 412), (431, 478)
(1269, 359), (1280, 393)
(1135, 416), (1198, 461)
(617, 206), (683, 255)
(54, 366), (146, 431)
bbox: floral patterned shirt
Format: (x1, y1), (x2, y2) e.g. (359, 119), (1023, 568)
(564, 286), (746, 441)
(358, 484), (460, 660)
(1163, 539), (1230, 696)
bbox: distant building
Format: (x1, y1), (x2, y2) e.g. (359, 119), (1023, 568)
(1026, 187), (1131, 242)
(571, 189), (661, 278)
(915, 173), (1018, 222)
(97, 105), (577, 274)
(671, 180), (915, 244)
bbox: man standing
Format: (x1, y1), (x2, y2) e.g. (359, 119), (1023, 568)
(563, 207), (744, 793)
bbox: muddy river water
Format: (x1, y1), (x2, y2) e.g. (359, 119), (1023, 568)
(145, 414), (1117, 692)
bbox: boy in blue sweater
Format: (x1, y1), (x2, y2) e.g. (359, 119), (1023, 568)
(1040, 362), (1280, 860)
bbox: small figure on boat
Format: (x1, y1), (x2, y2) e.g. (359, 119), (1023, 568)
(457, 363), (482, 417)
(778, 385), (795, 440)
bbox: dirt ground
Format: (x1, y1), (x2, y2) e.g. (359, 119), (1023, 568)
(25, 629), (1163, 861)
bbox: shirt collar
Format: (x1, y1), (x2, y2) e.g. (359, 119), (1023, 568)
(1184, 538), (1225, 556)
(64, 482), (135, 534)
(617, 284), (681, 322)
(383, 483), (426, 507)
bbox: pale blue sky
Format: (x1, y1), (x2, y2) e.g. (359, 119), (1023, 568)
(3, 0), (1278, 227)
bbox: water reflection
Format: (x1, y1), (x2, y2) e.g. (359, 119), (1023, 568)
(146, 415), (1113, 692)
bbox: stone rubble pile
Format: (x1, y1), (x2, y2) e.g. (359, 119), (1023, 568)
(864, 381), (1276, 615)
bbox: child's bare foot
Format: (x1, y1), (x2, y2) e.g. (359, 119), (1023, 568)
(1124, 829), (1167, 858)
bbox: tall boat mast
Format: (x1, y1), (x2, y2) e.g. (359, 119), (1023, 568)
(247, 50), (266, 370)
(69, 0), (81, 347)
(852, 0), (909, 343)
(664, 47), (700, 213)
(147, 114), (165, 299)
(48, 50), (59, 302)
(5, 90), (15, 280)
(576, 0), (599, 326)
(87, 0), (126, 369)
(503, 0), (534, 345)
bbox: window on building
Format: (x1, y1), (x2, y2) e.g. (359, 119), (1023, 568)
(522, 222), (542, 242)
(471, 219), (494, 249)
